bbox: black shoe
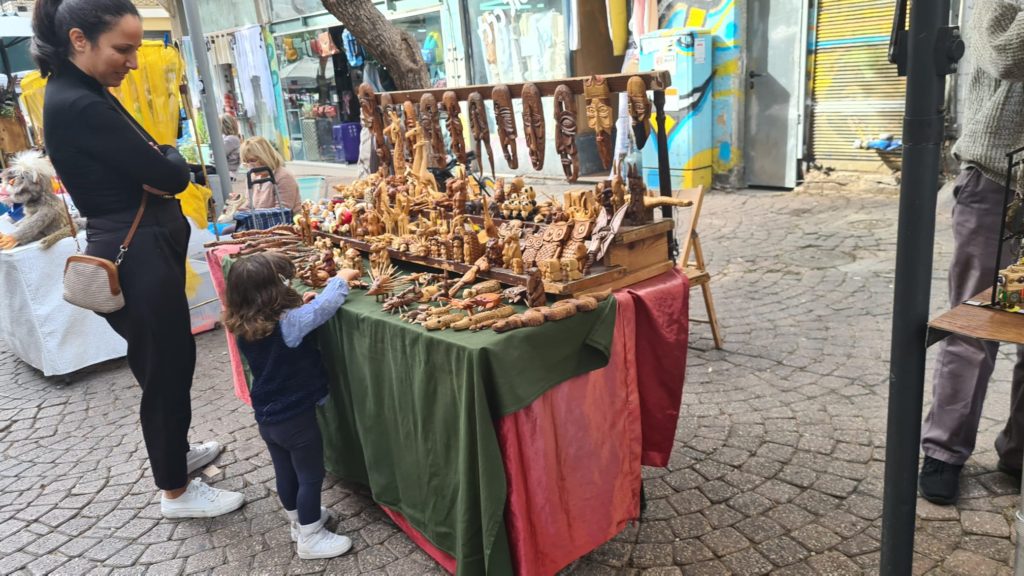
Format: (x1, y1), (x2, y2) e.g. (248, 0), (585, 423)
(998, 459), (1023, 484)
(919, 456), (963, 505)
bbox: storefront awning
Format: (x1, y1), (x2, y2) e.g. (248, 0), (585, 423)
(279, 56), (334, 88)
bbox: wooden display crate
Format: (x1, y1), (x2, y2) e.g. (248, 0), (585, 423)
(315, 218), (674, 297)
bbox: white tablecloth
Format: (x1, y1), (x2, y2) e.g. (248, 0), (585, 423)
(0, 222), (219, 376)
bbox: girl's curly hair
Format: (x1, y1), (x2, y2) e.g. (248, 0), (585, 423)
(222, 252), (303, 342)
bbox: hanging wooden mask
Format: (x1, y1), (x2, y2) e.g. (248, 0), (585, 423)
(402, 100), (418, 163)
(626, 76), (652, 150)
(584, 75), (613, 170)
(442, 91), (468, 167)
(521, 82), (545, 171)
(467, 92), (495, 180)
(419, 93), (446, 168)
(492, 84), (519, 170)
(357, 83), (389, 172)
(553, 84), (579, 183)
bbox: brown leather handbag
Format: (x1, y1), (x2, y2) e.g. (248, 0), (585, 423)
(59, 193), (147, 314)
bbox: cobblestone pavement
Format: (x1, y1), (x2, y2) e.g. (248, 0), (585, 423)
(1, 179), (1020, 576)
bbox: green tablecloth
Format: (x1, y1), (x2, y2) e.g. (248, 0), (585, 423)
(220, 257), (617, 575)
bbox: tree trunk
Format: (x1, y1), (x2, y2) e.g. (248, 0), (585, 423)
(320, 0), (430, 90)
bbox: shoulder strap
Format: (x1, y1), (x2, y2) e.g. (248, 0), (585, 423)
(115, 193), (148, 265)
(56, 183), (81, 253)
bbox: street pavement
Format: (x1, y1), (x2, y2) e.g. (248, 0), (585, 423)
(1, 176), (1020, 575)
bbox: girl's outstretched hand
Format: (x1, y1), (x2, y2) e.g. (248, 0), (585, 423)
(336, 268), (362, 283)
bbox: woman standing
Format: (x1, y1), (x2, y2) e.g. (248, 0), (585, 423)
(33, 0), (244, 518)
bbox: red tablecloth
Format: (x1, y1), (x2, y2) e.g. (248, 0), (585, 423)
(208, 246), (688, 575)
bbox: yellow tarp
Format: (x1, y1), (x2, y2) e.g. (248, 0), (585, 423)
(22, 41), (210, 297)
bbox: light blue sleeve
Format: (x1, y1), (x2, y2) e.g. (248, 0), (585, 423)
(279, 277), (350, 348)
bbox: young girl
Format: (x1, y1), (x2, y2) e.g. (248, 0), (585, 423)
(239, 136), (301, 213)
(223, 252), (361, 559)
(220, 114), (241, 181)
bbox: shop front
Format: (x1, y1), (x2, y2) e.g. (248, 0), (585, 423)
(267, 0), (456, 166)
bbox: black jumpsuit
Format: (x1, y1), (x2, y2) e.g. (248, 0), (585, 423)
(44, 61), (195, 490)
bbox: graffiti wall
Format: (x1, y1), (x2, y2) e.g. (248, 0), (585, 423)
(660, 0), (743, 187)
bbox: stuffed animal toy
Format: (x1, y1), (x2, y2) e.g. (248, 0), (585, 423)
(0, 150), (81, 250)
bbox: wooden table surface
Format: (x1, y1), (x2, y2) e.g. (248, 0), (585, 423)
(927, 290), (1024, 346)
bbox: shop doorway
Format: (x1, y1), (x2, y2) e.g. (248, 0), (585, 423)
(744, 0), (808, 189)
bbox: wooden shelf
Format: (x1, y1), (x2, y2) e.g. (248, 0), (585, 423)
(373, 71), (673, 105)
(927, 290), (1024, 347)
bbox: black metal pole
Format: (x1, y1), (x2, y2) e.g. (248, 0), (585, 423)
(880, 0), (954, 574)
(653, 89), (672, 217)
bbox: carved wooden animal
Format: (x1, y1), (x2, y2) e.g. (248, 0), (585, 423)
(492, 84), (519, 169)
(553, 84), (580, 182)
(419, 93), (446, 168)
(584, 75), (613, 170)
(626, 76), (652, 149)
(521, 82), (545, 171)
(526, 267), (547, 308)
(468, 92), (495, 179)
(442, 91), (468, 166)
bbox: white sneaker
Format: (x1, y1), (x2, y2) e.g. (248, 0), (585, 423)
(297, 522), (352, 560)
(186, 441), (223, 474)
(161, 478), (245, 519)
(287, 507), (332, 542)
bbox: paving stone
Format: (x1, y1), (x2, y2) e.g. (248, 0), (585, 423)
(962, 510), (1011, 538)
(700, 527), (750, 556)
(757, 535), (811, 567)
(358, 546), (398, 572)
(734, 516), (786, 544)
(668, 513), (712, 539)
(672, 540), (714, 565)
(637, 520), (675, 543)
(720, 547), (774, 575)
(790, 524), (842, 553)
(942, 549), (1005, 576)
(806, 550), (863, 575)
(704, 503), (745, 529)
(630, 543), (674, 568)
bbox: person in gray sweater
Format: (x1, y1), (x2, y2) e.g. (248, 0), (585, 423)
(919, 0), (1024, 505)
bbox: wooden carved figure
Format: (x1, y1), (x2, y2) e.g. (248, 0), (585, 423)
(553, 84), (580, 182)
(383, 111), (407, 176)
(380, 92), (399, 165)
(521, 82), (545, 171)
(419, 93), (446, 168)
(358, 83), (390, 171)
(491, 84), (519, 169)
(402, 100), (418, 162)
(540, 259), (563, 282)
(626, 76), (652, 149)
(467, 92), (495, 180)
(625, 163), (652, 225)
(442, 91), (468, 166)
(526, 267), (546, 307)
(584, 75), (614, 170)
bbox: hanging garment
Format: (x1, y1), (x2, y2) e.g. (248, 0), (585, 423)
(317, 31), (340, 58)
(519, 13), (541, 78)
(569, 0), (580, 51)
(232, 26), (279, 144)
(207, 33), (234, 66)
(478, 15), (499, 84)
(606, 0), (629, 56)
(342, 29), (364, 68)
(548, 11), (567, 79)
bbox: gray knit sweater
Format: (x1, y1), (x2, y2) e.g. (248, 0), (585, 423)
(953, 0), (1024, 186)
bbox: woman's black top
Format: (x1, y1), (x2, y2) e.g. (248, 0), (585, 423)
(43, 62), (191, 218)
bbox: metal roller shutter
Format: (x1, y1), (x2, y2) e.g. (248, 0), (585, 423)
(811, 0), (905, 171)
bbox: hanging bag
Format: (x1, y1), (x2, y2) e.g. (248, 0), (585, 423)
(234, 166), (292, 231)
(60, 93), (157, 313)
(60, 192), (147, 313)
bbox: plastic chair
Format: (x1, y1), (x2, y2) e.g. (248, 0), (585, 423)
(297, 176), (326, 203)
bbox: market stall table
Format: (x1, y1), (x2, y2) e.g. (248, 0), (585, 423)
(207, 245), (688, 575)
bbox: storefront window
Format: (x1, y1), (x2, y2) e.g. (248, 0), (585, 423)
(467, 1), (568, 84)
(391, 13), (446, 88)
(275, 28), (354, 163)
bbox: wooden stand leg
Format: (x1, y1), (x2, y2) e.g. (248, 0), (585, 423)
(701, 282), (724, 349)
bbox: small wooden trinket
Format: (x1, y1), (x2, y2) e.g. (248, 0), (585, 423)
(492, 84), (519, 169)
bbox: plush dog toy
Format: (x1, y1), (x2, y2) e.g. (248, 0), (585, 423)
(0, 150), (81, 250)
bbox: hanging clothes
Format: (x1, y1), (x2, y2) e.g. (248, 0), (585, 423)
(569, 0), (580, 51)
(207, 32), (234, 66)
(180, 36), (202, 108)
(478, 15), (499, 84)
(606, 0), (629, 56)
(341, 29), (364, 68)
(232, 26), (278, 145)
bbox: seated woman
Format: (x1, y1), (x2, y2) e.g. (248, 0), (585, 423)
(239, 136), (301, 214)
